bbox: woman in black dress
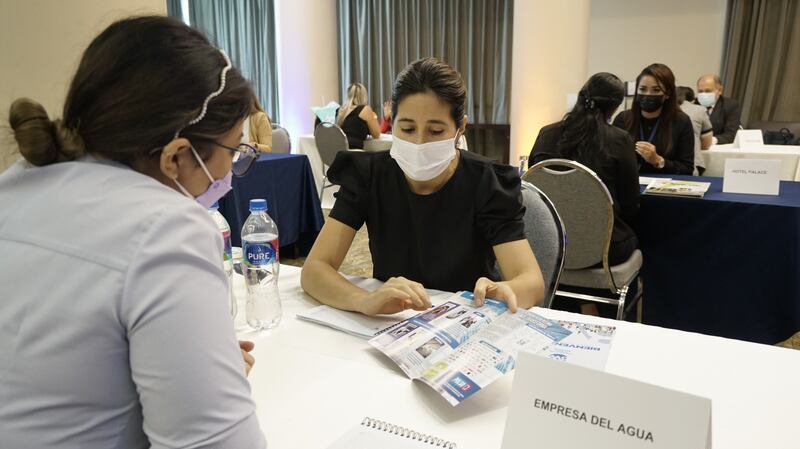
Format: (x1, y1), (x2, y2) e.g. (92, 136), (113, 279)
(612, 63), (694, 175)
(530, 72), (639, 265)
(301, 58), (544, 315)
(337, 82), (381, 149)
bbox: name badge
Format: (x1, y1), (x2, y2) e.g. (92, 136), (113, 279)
(723, 159), (781, 195)
(733, 129), (764, 150)
(501, 352), (711, 449)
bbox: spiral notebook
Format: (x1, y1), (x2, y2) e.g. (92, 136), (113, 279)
(327, 417), (457, 449)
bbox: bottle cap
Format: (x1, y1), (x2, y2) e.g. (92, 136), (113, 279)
(249, 199), (267, 211)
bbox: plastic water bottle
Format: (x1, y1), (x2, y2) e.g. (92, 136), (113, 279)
(241, 199), (282, 330)
(208, 202), (237, 319)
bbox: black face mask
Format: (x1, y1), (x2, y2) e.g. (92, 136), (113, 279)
(637, 94), (665, 113)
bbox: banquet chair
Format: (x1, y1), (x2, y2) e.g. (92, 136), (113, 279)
(314, 122), (349, 198)
(523, 159), (642, 320)
(270, 123), (291, 153)
(520, 181), (566, 308)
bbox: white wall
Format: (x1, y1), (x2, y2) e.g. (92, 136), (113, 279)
(274, 0), (339, 149)
(587, 0), (728, 89)
(0, 0), (166, 171)
(509, 0), (592, 166)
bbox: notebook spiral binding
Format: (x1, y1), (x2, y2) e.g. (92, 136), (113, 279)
(361, 417), (457, 448)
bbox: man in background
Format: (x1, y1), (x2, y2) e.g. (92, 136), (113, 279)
(696, 74), (741, 144)
(678, 86), (714, 175)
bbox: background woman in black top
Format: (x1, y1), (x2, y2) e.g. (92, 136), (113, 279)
(530, 72), (639, 265)
(337, 82), (381, 149)
(612, 63), (694, 175)
(301, 58), (544, 316)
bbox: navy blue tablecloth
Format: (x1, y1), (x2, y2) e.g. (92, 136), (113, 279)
(639, 175), (800, 344)
(219, 153), (324, 256)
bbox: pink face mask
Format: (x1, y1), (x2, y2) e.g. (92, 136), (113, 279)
(174, 146), (233, 208)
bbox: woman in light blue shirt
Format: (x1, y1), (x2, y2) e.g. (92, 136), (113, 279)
(0, 16), (266, 449)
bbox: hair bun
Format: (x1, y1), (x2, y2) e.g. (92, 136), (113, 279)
(9, 98), (85, 166)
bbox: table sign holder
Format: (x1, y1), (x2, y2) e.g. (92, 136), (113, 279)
(722, 159), (781, 196)
(733, 129), (764, 150)
(501, 352), (711, 449)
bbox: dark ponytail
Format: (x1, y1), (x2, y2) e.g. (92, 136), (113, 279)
(8, 16), (254, 168)
(557, 72), (625, 166)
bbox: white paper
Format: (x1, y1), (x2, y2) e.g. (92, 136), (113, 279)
(328, 420), (457, 449)
(722, 158), (781, 195)
(638, 176), (670, 185)
(296, 305), (412, 339)
(501, 353), (712, 449)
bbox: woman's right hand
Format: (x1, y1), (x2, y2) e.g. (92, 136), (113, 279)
(358, 276), (432, 316)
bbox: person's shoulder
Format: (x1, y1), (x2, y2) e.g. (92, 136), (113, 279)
(460, 150), (519, 185)
(612, 110), (632, 127)
(721, 95), (740, 110)
(328, 150), (392, 183)
(537, 121), (565, 140)
(674, 109), (693, 127)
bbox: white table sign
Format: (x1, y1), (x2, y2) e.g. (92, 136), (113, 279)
(733, 129), (764, 150)
(501, 352), (711, 449)
(723, 159), (781, 195)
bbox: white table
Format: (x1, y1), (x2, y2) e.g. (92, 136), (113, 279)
(703, 144), (800, 180)
(237, 265), (800, 449)
(296, 134), (393, 192)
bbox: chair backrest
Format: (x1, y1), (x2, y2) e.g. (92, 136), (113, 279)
(520, 181), (566, 308)
(314, 122), (349, 167)
(271, 123), (291, 153)
(522, 159), (614, 270)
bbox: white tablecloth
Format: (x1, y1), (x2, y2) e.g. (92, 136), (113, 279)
(235, 265), (800, 449)
(703, 144), (800, 180)
(296, 134), (394, 192)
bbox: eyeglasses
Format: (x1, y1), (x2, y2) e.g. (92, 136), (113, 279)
(211, 141), (259, 177)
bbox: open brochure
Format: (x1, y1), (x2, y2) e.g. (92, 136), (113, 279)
(369, 292), (574, 406)
(644, 179), (711, 197)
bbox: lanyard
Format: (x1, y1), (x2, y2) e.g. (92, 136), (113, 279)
(639, 118), (660, 143)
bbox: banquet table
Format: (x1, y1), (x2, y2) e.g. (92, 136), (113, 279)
(235, 265), (800, 449)
(702, 144), (800, 180)
(638, 175), (800, 344)
(219, 153), (324, 256)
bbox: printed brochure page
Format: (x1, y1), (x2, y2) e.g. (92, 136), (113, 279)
(369, 292), (572, 406)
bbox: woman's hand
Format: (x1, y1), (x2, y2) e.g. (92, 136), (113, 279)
(358, 276), (431, 316)
(239, 340), (255, 376)
(635, 141), (663, 167)
(473, 277), (519, 313)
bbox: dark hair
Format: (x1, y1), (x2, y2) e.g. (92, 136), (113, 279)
(9, 16), (254, 168)
(623, 63), (679, 156)
(677, 86), (695, 103)
(391, 57), (467, 128)
(556, 72), (625, 165)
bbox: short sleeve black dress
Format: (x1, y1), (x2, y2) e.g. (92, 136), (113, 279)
(327, 149), (526, 293)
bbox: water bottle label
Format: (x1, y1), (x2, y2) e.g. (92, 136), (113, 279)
(244, 241), (279, 266)
(221, 229), (232, 263)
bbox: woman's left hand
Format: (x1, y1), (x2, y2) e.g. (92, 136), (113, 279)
(473, 277), (518, 313)
(634, 141), (662, 166)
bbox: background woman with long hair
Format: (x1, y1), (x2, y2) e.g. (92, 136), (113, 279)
(336, 82), (381, 149)
(613, 63), (694, 175)
(530, 72), (639, 265)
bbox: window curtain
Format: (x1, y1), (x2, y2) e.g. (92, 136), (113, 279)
(337, 0), (513, 125)
(177, 0), (281, 122)
(721, 0), (800, 125)
(165, 0), (183, 18)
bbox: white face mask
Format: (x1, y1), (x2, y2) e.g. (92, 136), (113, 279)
(390, 135), (458, 181)
(697, 92), (717, 108)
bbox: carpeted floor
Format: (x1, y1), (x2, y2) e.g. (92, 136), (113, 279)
(285, 209), (800, 350)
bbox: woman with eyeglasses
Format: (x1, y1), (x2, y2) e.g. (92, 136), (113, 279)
(612, 63), (694, 175)
(0, 16), (265, 448)
(301, 58), (545, 316)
